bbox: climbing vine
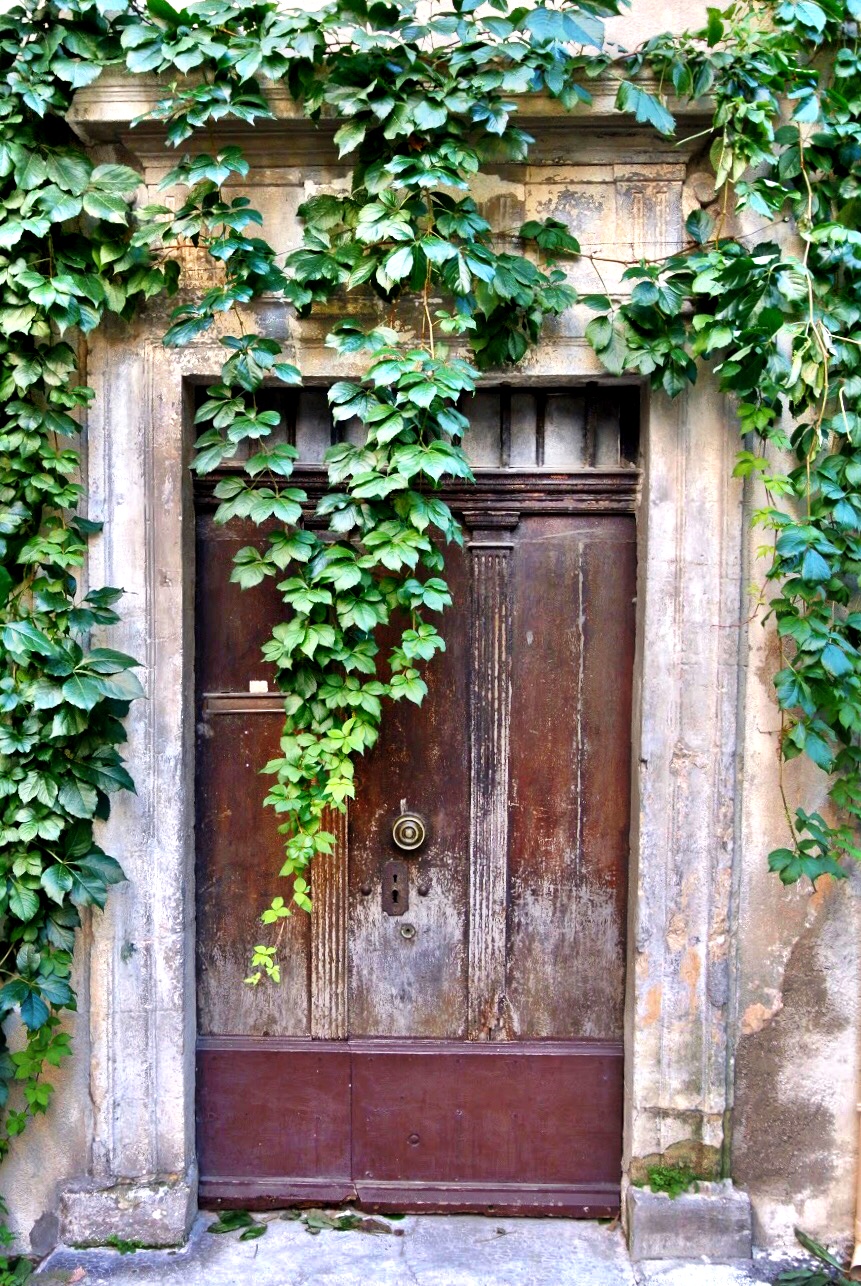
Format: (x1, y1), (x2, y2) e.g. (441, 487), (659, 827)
(0, 0), (860, 1258)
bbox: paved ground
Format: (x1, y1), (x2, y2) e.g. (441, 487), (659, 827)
(36, 1212), (792, 1286)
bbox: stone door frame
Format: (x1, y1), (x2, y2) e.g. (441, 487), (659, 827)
(57, 328), (745, 1247)
(51, 85), (749, 1249)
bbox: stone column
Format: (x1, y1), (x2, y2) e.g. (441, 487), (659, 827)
(624, 378), (752, 1258)
(59, 329), (208, 1246)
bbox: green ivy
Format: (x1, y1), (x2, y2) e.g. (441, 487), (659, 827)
(0, 0), (859, 1245)
(583, 0), (861, 883)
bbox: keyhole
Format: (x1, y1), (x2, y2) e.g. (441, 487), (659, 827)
(382, 860), (408, 916)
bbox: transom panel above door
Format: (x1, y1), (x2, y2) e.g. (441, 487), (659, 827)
(194, 386), (639, 1215)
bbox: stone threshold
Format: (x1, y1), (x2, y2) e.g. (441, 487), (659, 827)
(36, 1212), (794, 1286)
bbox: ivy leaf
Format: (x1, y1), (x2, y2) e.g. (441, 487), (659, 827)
(768, 847), (844, 885)
(19, 772), (58, 807)
(800, 549), (830, 582)
(821, 644), (853, 677)
(46, 151), (92, 194)
(41, 864), (74, 905)
(62, 674), (103, 710)
(9, 881), (39, 922)
(615, 80), (675, 136)
(19, 989), (50, 1031)
(78, 852), (126, 887)
(585, 316), (613, 350)
(84, 648), (140, 674)
(58, 778), (99, 820)
(0, 304), (37, 333)
(52, 57), (102, 88)
(1, 620), (54, 657)
(523, 6), (603, 49)
(685, 209), (714, 244)
(92, 671), (145, 701)
(334, 121), (366, 157)
(382, 245), (414, 282)
(147, 0), (190, 24)
(83, 191), (131, 224)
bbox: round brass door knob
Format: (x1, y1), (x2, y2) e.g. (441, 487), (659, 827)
(392, 812), (427, 852)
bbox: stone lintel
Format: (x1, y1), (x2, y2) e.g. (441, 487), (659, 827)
(626, 1180), (753, 1262)
(67, 71), (712, 155)
(60, 1168), (197, 1249)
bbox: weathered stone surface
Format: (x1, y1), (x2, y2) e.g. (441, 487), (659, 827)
(627, 1182), (753, 1262)
(61, 1173), (196, 1248)
(37, 1213), (794, 1285)
(38, 1213), (628, 1285)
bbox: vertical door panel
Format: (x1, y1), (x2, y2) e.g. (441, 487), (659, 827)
(195, 515), (284, 693)
(506, 515), (635, 1040)
(196, 709), (311, 1036)
(347, 547), (471, 1038)
(196, 513), (311, 1037)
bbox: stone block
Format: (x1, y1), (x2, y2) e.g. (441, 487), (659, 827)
(627, 1180), (753, 1262)
(60, 1170), (196, 1249)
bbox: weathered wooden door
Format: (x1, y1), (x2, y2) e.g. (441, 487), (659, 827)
(195, 387), (638, 1215)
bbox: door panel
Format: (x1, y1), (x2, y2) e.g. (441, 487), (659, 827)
(351, 1041), (622, 1214)
(347, 547), (471, 1038)
(195, 443), (638, 1213)
(506, 515), (635, 1039)
(196, 706), (311, 1038)
(197, 1038), (352, 1199)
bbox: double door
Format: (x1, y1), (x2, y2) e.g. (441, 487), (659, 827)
(195, 462), (636, 1215)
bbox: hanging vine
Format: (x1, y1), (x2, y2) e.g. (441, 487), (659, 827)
(0, 0), (859, 1264)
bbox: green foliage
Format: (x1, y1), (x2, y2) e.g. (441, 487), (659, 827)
(0, 0), (859, 1242)
(122, 0), (624, 987)
(638, 1163), (700, 1198)
(207, 1209), (268, 1240)
(580, 0), (861, 885)
(0, 1198), (31, 1283)
(777, 1228), (855, 1284)
(206, 1206), (401, 1239)
(0, 0), (158, 1206)
(104, 1235), (144, 1255)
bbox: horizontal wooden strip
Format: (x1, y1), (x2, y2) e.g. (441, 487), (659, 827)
(197, 1177), (619, 1217)
(354, 1180), (620, 1218)
(196, 1034), (624, 1057)
(201, 693), (285, 716)
(198, 1177), (355, 1207)
(194, 467), (641, 515)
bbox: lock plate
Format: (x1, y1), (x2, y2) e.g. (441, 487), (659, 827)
(381, 859), (409, 916)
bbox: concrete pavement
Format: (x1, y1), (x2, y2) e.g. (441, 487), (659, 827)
(35, 1212), (794, 1286)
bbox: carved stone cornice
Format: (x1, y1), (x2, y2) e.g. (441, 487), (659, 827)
(68, 70), (713, 165)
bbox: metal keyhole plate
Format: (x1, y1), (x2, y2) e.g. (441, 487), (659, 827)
(392, 812), (427, 852)
(381, 859), (408, 916)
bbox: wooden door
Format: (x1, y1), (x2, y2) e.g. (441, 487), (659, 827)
(195, 388), (638, 1215)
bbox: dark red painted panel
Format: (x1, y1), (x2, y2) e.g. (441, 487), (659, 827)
(352, 1041), (623, 1187)
(196, 1042), (351, 1184)
(197, 1038), (621, 1212)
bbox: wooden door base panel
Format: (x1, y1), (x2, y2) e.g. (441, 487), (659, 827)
(354, 1181), (619, 1217)
(199, 1177), (619, 1217)
(200, 1177), (356, 1207)
(197, 1038), (622, 1216)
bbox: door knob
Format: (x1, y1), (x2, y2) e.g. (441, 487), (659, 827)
(392, 812), (427, 852)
